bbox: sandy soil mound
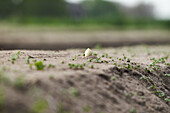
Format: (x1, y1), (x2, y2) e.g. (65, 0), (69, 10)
(0, 45), (170, 113)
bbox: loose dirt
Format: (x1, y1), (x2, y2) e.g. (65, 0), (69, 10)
(0, 45), (170, 113)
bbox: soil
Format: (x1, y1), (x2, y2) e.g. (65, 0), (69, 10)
(0, 27), (170, 50)
(0, 45), (170, 113)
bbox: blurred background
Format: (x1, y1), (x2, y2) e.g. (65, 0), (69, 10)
(0, 0), (170, 50)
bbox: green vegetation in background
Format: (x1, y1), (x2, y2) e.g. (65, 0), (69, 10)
(0, 0), (170, 29)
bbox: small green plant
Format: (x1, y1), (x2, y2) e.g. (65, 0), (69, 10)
(154, 90), (165, 98)
(0, 89), (5, 108)
(149, 85), (156, 89)
(103, 60), (109, 63)
(48, 64), (55, 68)
(0, 70), (11, 84)
(141, 96), (145, 99)
(83, 106), (91, 112)
(105, 53), (108, 58)
(102, 54), (105, 57)
(165, 74), (170, 77)
(35, 61), (45, 70)
(165, 63), (170, 66)
(25, 56), (31, 64)
(95, 57), (101, 63)
(93, 53), (98, 56)
(113, 63), (118, 66)
(71, 56), (76, 61)
(69, 87), (79, 97)
(14, 76), (26, 89)
(110, 76), (116, 80)
(68, 63), (85, 69)
(29, 63), (33, 69)
(61, 61), (65, 64)
(88, 58), (93, 62)
(164, 98), (170, 102)
(32, 99), (48, 113)
(130, 108), (136, 113)
(88, 65), (94, 69)
(10, 51), (21, 64)
(11, 51), (21, 60)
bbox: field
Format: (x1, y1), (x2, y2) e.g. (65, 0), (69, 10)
(0, 45), (170, 113)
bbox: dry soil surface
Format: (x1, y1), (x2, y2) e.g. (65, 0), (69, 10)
(0, 26), (170, 50)
(0, 45), (170, 113)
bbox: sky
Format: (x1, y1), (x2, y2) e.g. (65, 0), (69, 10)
(66, 0), (170, 20)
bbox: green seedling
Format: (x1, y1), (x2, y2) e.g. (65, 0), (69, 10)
(0, 89), (5, 108)
(165, 98), (170, 102)
(14, 76), (26, 89)
(93, 53), (98, 56)
(69, 87), (79, 97)
(88, 65), (94, 69)
(130, 108), (136, 113)
(95, 57), (101, 63)
(83, 106), (91, 112)
(149, 85), (156, 89)
(103, 60), (109, 63)
(113, 63), (118, 66)
(165, 74), (170, 77)
(11, 51), (20, 60)
(29, 63), (33, 69)
(88, 58), (93, 62)
(105, 53), (108, 58)
(10, 51), (21, 64)
(61, 61), (65, 64)
(141, 96), (145, 99)
(32, 99), (48, 113)
(25, 56), (31, 64)
(33, 59), (37, 62)
(165, 63), (170, 66)
(35, 61), (45, 70)
(0, 70), (11, 85)
(127, 58), (130, 62)
(123, 54), (127, 60)
(68, 63), (85, 69)
(48, 64), (55, 68)
(110, 76), (116, 80)
(154, 90), (165, 98)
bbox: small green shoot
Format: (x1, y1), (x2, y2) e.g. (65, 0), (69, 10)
(110, 76), (116, 80)
(10, 51), (21, 64)
(61, 61), (65, 64)
(69, 87), (79, 97)
(25, 56), (31, 64)
(35, 61), (45, 70)
(165, 74), (170, 77)
(48, 64), (55, 69)
(130, 108), (136, 113)
(83, 106), (91, 112)
(32, 99), (48, 113)
(93, 53), (98, 56)
(14, 76), (26, 89)
(154, 90), (165, 98)
(149, 85), (156, 89)
(164, 98), (170, 102)
(88, 65), (94, 69)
